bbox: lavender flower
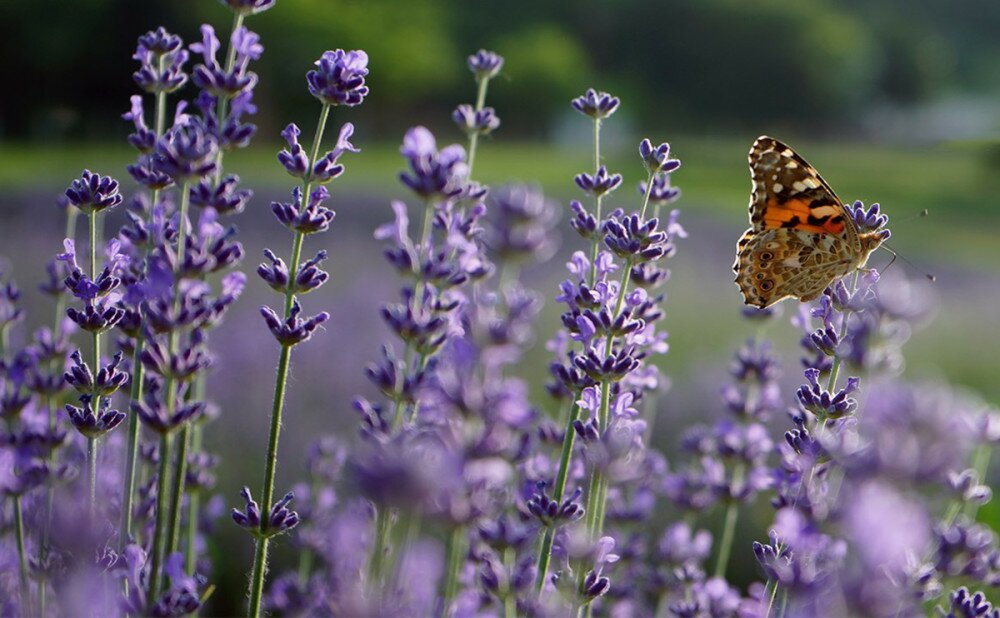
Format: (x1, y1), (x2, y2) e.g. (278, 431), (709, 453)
(571, 88), (620, 119)
(467, 49), (504, 79)
(307, 50), (370, 107)
(219, 0), (276, 15)
(398, 126), (468, 199)
(133, 28), (189, 93)
(453, 104), (501, 136)
(64, 170), (124, 214)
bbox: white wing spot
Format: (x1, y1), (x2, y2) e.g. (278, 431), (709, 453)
(786, 161), (798, 169)
(773, 183), (784, 193)
(792, 181), (807, 192)
(803, 177), (821, 189)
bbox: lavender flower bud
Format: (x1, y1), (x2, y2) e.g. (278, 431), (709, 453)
(571, 88), (620, 119)
(190, 25), (261, 97)
(310, 123), (360, 184)
(154, 119), (219, 183)
(307, 49), (370, 107)
(133, 395), (205, 435)
(570, 200), (599, 239)
(271, 186), (336, 234)
(66, 300), (126, 334)
(189, 175), (253, 215)
(467, 49), (504, 79)
(452, 104), (501, 136)
(639, 172), (682, 206)
(64, 170), (124, 214)
(526, 482), (584, 527)
(638, 139), (681, 175)
(219, 0), (276, 15)
(944, 586), (1000, 618)
(575, 165), (622, 198)
(66, 395), (126, 439)
(260, 301), (330, 347)
(133, 28), (188, 93)
(399, 127), (468, 200)
(277, 124), (309, 178)
(948, 469), (993, 506)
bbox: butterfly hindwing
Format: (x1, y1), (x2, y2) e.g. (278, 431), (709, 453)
(735, 227), (856, 307)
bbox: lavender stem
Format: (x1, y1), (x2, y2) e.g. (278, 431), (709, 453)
(87, 209), (102, 516)
(465, 74), (491, 179)
(247, 101), (332, 618)
(14, 496), (29, 611)
(163, 180), (193, 559)
(587, 117), (603, 285)
(148, 431), (175, 607)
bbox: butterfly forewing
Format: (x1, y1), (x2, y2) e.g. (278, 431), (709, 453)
(735, 136), (860, 308)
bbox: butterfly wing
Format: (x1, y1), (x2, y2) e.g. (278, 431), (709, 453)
(734, 136), (859, 307)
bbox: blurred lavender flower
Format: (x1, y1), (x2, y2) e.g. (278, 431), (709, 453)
(219, 0), (276, 15)
(467, 49), (504, 79)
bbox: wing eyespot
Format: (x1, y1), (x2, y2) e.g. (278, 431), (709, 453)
(760, 280), (774, 291)
(759, 251), (773, 261)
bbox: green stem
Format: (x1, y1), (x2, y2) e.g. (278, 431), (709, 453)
(588, 117), (603, 286)
(713, 470), (744, 579)
(391, 199), (435, 429)
(86, 436), (98, 516)
(441, 526), (467, 614)
(119, 339), (144, 548)
(465, 76), (491, 180)
(247, 103), (332, 618)
(366, 507), (392, 586)
(534, 401), (582, 593)
(213, 12), (245, 182)
(148, 432), (174, 607)
(185, 420), (204, 575)
(503, 548), (517, 618)
(965, 446), (992, 520)
(14, 496), (29, 611)
(247, 343), (291, 618)
(88, 210), (102, 517)
(247, 538), (268, 618)
(166, 422), (191, 554)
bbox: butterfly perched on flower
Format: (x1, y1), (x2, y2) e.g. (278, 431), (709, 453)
(734, 136), (887, 308)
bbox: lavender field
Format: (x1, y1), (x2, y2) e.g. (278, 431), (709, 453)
(2, 1), (1000, 617)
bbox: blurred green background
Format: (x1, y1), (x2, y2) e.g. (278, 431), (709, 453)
(2, 0), (1000, 611)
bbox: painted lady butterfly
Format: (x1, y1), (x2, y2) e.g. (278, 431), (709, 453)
(734, 136), (885, 308)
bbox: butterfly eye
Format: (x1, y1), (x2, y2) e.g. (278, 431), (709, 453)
(760, 280), (774, 291)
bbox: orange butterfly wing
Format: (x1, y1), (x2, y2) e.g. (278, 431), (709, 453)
(734, 137), (861, 308)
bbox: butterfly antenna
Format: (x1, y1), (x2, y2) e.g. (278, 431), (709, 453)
(880, 242), (936, 282)
(892, 209), (931, 225)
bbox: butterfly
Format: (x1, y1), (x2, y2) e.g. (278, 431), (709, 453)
(733, 136), (886, 308)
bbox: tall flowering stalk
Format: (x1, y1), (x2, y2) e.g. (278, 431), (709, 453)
(62, 171), (127, 515)
(535, 92), (684, 614)
(118, 24), (189, 554)
(234, 47), (367, 618)
(534, 89), (622, 594)
(456, 49), (503, 179)
(355, 124), (488, 594)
